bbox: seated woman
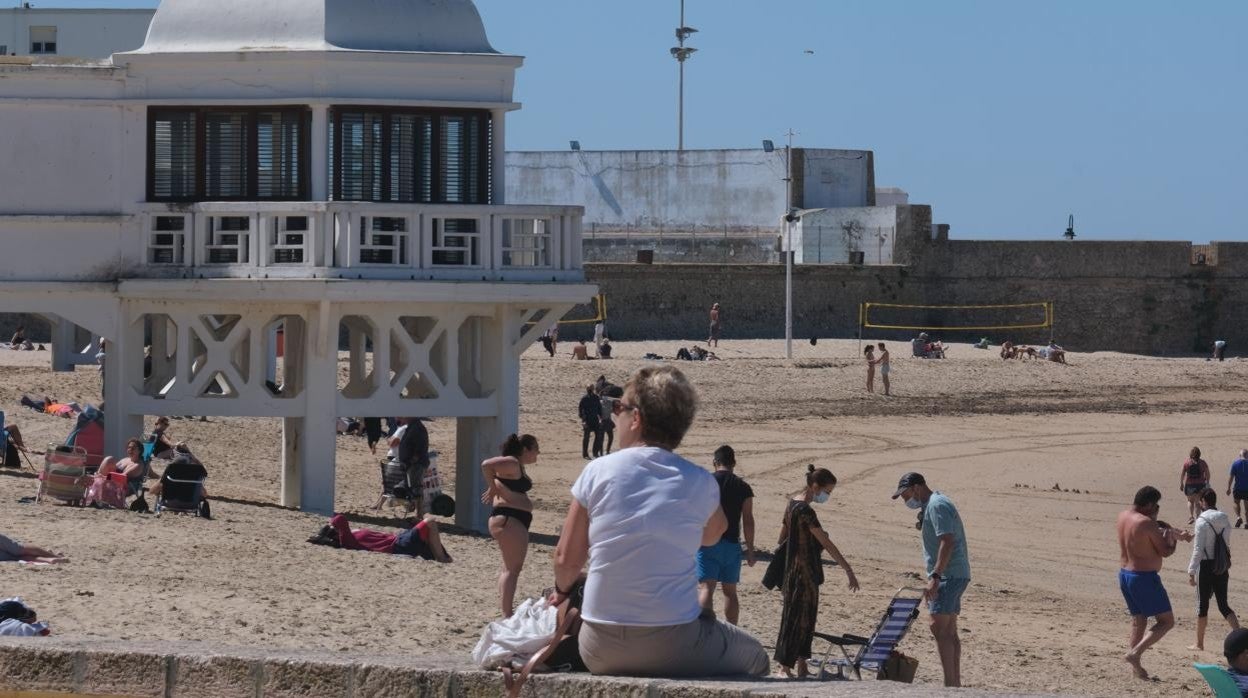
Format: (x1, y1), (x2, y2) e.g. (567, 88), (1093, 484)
(2, 423), (26, 452)
(317, 513), (452, 563)
(96, 439), (147, 482)
(150, 417), (176, 459)
(551, 365), (769, 678)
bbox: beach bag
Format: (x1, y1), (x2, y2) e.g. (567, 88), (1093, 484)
(762, 541), (787, 590)
(1213, 523), (1232, 575)
(84, 477), (125, 509)
(878, 651), (918, 682)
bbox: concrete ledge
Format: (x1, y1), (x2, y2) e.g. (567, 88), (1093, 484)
(0, 637), (1070, 697)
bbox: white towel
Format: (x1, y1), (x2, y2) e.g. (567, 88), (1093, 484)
(471, 597), (558, 669)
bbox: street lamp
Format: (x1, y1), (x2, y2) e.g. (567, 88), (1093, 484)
(671, 0), (697, 150)
(766, 130), (798, 359)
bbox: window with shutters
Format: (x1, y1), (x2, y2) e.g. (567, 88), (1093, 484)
(331, 107), (490, 204)
(147, 107), (309, 202)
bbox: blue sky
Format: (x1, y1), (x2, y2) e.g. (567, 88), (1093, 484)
(41, 0), (1248, 242)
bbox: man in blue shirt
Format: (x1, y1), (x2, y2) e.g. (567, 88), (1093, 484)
(1226, 450), (1248, 528)
(1224, 628), (1248, 696)
(893, 472), (970, 688)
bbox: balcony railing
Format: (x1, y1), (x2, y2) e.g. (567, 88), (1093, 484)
(140, 202), (584, 281)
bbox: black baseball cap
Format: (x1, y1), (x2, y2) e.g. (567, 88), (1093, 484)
(1226, 628), (1248, 660)
(891, 472), (927, 499)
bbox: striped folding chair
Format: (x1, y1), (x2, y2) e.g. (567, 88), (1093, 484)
(811, 587), (925, 680)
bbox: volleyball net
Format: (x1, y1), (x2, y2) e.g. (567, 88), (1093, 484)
(860, 301), (1054, 334)
(526, 294), (607, 326)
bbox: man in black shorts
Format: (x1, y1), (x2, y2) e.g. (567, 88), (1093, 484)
(1227, 449), (1248, 528)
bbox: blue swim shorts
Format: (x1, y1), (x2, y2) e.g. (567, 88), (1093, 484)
(928, 577), (970, 615)
(696, 539), (743, 584)
(1118, 569), (1172, 618)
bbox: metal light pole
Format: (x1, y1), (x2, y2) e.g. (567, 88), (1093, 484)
(783, 129), (796, 359)
(671, 1), (698, 151)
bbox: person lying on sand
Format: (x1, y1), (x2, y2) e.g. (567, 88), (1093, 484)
(310, 513), (452, 563)
(0, 532), (68, 565)
(20, 395), (81, 418)
(0, 598), (50, 636)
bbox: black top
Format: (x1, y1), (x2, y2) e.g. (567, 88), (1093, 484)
(498, 471), (533, 494)
(714, 469), (755, 543)
(398, 419), (430, 468)
(578, 394), (601, 427)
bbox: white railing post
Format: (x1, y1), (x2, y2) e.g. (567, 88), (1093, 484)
(490, 215), (503, 272)
(418, 210), (432, 272)
(257, 214), (272, 269)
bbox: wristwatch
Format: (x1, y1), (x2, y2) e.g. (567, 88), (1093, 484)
(929, 572), (943, 581)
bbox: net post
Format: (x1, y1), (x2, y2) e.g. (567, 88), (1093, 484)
(858, 303), (865, 353)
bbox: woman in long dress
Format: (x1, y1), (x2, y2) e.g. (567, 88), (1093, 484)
(774, 465), (859, 678)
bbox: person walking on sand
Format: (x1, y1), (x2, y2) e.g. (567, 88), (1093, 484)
(864, 345), (876, 393)
(697, 445), (756, 626)
(892, 472), (970, 688)
(1227, 449), (1248, 528)
(774, 465), (859, 678)
(578, 385), (603, 459)
(708, 303), (721, 347)
(1116, 485), (1192, 680)
(1188, 489), (1240, 651)
(1183, 447), (1212, 524)
(877, 342), (891, 396)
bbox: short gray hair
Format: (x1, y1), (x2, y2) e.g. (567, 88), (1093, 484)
(625, 365), (698, 451)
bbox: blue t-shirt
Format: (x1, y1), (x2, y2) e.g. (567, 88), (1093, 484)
(1231, 460), (1248, 492)
(1229, 667), (1248, 696)
(922, 492), (971, 580)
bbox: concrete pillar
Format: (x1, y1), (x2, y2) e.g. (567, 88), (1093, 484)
(102, 305), (144, 459)
(311, 105), (329, 201)
(280, 302), (337, 513)
(455, 308), (519, 532)
(50, 315), (75, 372)
(490, 108), (506, 205)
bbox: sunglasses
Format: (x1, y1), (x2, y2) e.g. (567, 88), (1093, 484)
(611, 400), (639, 416)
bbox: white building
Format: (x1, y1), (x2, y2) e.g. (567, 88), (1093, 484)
(0, 0), (593, 530)
(0, 7), (154, 58)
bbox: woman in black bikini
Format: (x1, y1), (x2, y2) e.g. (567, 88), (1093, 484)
(481, 433), (540, 617)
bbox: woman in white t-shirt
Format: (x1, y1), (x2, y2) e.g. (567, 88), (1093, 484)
(550, 365), (769, 677)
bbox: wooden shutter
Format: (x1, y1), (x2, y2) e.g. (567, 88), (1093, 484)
(150, 111), (198, 201)
(335, 111), (384, 201)
(256, 110), (304, 199)
(203, 111), (250, 199)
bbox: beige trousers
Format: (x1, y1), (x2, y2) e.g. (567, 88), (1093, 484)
(579, 608), (769, 678)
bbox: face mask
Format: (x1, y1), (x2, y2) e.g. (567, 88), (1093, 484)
(813, 490), (830, 504)
(905, 497), (923, 510)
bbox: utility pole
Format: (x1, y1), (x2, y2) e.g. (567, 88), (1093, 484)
(671, 0), (698, 151)
(783, 128), (796, 359)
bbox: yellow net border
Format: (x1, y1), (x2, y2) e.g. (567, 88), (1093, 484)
(861, 301), (1053, 332)
(525, 294), (608, 326)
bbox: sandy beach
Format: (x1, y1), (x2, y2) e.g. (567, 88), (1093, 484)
(1, 337), (1244, 696)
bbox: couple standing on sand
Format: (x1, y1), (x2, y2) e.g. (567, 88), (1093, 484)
(864, 342), (890, 395)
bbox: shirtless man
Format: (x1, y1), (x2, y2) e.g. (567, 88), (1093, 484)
(1117, 485), (1192, 679)
(708, 302), (721, 347)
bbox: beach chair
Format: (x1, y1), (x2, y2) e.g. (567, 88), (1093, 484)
(64, 407), (105, 471)
(154, 473), (208, 517)
(1194, 663), (1243, 698)
(1, 411), (19, 468)
(810, 587), (924, 681)
(36, 444), (91, 505)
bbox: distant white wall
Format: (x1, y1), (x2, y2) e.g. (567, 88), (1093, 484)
(875, 187), (909, 206)
(505, 148), (873, 235)
(791, 206), (899, 264)
(0, 9), (154, 59)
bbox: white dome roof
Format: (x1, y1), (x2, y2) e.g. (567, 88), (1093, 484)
(137, 0), (497, 54)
